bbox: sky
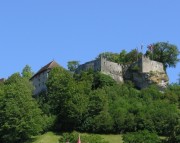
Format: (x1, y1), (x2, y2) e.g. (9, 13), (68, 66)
(0, 0), (180, 83)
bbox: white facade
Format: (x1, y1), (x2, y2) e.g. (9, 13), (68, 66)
(30, 61), (60, 95)
(31, 70), (49, 95)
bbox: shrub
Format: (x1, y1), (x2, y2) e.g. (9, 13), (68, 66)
(123, 130), (161, 143)
(59, 131), (109, 143)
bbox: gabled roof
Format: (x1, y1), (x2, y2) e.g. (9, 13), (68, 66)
(30, 60), (60, 80)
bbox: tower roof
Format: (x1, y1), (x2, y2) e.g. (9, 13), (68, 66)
(30, 61), (60, 80)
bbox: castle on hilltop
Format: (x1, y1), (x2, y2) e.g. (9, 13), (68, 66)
(76, 56), (169, 89)
(30, 56), (169, 95)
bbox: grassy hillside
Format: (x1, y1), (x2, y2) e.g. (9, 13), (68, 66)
(27, 132), (60, 143)
(100, 134), (123, 143)
(28, 132), (123, 143)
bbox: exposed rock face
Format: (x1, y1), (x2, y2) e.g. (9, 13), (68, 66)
(76, 56), (169, 89)
(123, 56), (169, 89)
(125, 71), (169, 89)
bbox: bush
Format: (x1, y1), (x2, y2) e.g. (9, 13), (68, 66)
(59, 131), (109, 143)
(123, 130), (161, 143)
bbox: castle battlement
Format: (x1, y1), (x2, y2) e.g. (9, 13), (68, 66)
(76, 56), (168, 89)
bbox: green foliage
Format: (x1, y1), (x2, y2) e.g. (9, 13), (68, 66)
(46, 67), (88, 130)
(146, 42), (180, 69)
(97, 49), (143, 64)
(22, 65), (34, 79)
(97, 52), (119, 63)
(67, 61), (79, 72)
(45, 68), (180, 136)
(92, 72), (116, 89)
(118, 50), (127, 63)
(168, 122), (180, 143)
(125, 49), (142, 64)
(82, 89), (113, 133)
(131, 64), (140, 72)
(74, 71), (93, 94)
(59, 131), (109, 143)
(0, 74), (45, 143)
(5, 72), (22, 84)
(123, 130), (161, 143)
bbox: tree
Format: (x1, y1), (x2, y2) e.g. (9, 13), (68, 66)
(81, 89), (114, 133)
(118, 50), (127, 63)
(46, 67), (88, 130)
(145, 42), (180, 70)
(97, 52), (119, 63)
(125, 49), (143, 64)
(92, 72), (116, 89)
(21, 65), (34, 79)
(0, 73), (45, 143)
(67, 61), (79, 72)
(168, 123), (180, 143)
(123, 130), (161, 143)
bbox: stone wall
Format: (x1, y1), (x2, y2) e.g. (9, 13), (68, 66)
(101, 58), (124, 82)
(76, 56), (168, 89)
(140, 56), (164, 73)
(76, 57), (124, 82)
(76, 59), (101, 73)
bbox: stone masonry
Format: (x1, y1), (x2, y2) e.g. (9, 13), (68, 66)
(76, 56), (168, 89)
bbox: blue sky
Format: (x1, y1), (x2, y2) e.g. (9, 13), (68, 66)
(0, 0), (179, 83)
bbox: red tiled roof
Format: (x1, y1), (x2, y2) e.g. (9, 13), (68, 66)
(30, 61), (60, 80)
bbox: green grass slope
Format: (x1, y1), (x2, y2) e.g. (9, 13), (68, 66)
(27, 132), (60, 143)
(100, 134), (123, 143)
(28, 132), (123, 143)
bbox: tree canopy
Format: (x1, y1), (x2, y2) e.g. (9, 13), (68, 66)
(21, 65), (34, 79)
(67, 61), (80, 72)
(146, 42), (180, 69)
(0, 73), (45, 143)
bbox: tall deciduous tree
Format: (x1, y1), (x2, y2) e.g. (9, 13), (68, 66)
(46, 67), (88, 130)
(125, 49), (143, 64)
(67, 61), (79, 72)
(145, 42), (180, 70)
(0, 73), (44, 143)
(21, 65), (34, 79)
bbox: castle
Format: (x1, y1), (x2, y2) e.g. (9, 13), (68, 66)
(30, 56), (168, 95)
(76, 56), (168, 89)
